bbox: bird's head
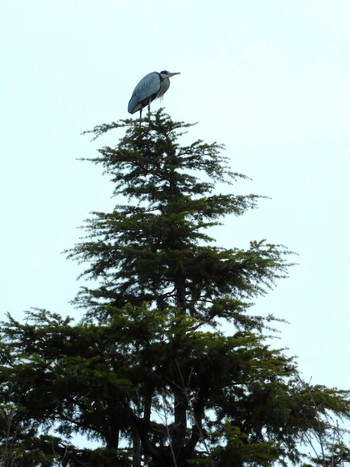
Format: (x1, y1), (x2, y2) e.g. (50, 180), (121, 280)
(160, 70), (180, 78)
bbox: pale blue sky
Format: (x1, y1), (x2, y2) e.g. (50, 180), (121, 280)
(1, 0), (350, 394)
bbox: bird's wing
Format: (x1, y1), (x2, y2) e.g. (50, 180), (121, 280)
(128, 72), (161, 114)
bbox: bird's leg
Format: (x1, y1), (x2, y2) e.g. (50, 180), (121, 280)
(139, 108), (142, 127)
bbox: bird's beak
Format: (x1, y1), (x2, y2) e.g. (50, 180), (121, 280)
(169, 72), (180, 77)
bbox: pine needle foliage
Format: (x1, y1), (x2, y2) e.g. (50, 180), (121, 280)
(0, 110), (349, 466)
(69, 110), (290, 326)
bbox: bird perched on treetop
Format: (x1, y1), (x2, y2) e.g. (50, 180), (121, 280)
(128, 70), (180, 120)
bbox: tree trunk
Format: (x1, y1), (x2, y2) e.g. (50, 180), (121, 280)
(133, 429), (141, 467)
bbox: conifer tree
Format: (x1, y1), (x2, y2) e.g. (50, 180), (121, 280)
(0, 111), (349, 466)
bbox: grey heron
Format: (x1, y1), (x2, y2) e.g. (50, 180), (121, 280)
(128, 70), (180, 120)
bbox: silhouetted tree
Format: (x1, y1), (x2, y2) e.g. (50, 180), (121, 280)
(1, 111), (349, 466)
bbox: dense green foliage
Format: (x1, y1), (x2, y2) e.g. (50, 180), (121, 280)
(0, 111), (349, 466)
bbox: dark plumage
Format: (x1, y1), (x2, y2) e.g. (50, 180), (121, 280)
(128, 70), (180, 119)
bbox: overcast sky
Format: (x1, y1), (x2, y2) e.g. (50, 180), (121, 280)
(1, 0), (350, 397)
